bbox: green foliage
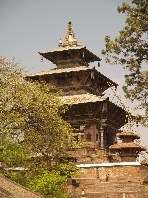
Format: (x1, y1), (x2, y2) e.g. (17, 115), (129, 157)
(0, 56), (77, 197)
(0, 161), (76, 198)
(0, 56), (74, 162)
(2, 166), (70, 198)
(0, 139), (30, 167)
(102, 0), (148, 127)
(27, 170), (69, 198)
(3, 170), (31, 187)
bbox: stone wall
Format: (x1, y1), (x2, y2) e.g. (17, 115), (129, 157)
(67, 165), (148, 197)
(69, 148), (110, 164)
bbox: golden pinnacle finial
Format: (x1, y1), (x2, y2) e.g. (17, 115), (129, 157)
(64, 21), (77, 46)
(58, 38), (62, 47)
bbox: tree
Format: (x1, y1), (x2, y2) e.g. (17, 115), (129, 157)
(102, 0), (148, 127)
(0, 56), (76, 197)
(27, 170), (69, 198)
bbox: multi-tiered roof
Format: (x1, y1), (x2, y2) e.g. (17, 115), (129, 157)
(39, 21), (101, 68)
(28, 21), (118, 97)
(27, 22), (128, 150)
(110, 131), (146, 162)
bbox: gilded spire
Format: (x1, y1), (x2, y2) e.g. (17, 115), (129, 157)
(64, 21), (78, 46)
(58, 21), (82, 47)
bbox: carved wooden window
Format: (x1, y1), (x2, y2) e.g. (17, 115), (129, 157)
(86, 132), (91, 141)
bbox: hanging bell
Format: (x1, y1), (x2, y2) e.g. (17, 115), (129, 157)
(82, 51), (84, 57)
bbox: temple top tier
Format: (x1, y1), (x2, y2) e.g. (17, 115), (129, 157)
(39, 21), (101, 69)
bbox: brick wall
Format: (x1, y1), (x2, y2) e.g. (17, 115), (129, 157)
(67, 165), (148, 197)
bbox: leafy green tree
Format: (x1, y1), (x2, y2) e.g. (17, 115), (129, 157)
(27, 170), (69, 198)
(0, 56), (76, 197)
(102, 0), (148, 127)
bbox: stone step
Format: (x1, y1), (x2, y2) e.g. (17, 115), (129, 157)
(80, 186), (145, 191)
(74, 179), (146, 193)
(74, 176), (144, 184)
(83, 185), (146, 193)
(81, 191), (148, 198)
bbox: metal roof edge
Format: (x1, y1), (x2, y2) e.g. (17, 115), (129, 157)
(76, 162), (141, 168)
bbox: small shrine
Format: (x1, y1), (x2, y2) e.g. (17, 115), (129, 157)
(109, 131), (146, 162)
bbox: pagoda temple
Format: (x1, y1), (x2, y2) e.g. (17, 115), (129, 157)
(27, 22), (148, 197)
(28, 21), (127, 156)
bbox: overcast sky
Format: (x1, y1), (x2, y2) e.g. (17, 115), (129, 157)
(0, 0), (147, 156)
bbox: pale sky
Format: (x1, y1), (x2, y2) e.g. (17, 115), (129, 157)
(0, 0), (147, 156)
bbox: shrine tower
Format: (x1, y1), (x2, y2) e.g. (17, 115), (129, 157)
(110, 131), (146, 162)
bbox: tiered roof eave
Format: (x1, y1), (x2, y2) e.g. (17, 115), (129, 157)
(26, 66), (118, 89)
(109, 131), (146, 152)
(110, 142), (146, 151)
(116, 131), (140, 139)
(38, 46), (101, 65)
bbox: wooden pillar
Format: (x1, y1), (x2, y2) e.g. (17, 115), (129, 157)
(100, 119), (106, 149)
(100, 125), (104, 149)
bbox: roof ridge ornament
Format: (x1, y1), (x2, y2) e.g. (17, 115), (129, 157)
(58, 38), (62, 47)
(62, 21), (80, 46)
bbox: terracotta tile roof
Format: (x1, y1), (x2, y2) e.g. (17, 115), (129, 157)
(39, 46), (101, 62)
(109, 142), (146, 151)
(0, 175), (44, 198)
(26, 66), (118, 88)
(27, 66), (91, 77)
(59, 93), (105, 104)
(116, 131), (140, 139)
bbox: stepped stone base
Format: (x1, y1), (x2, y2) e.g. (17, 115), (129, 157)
(67, 163), (148, 197)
